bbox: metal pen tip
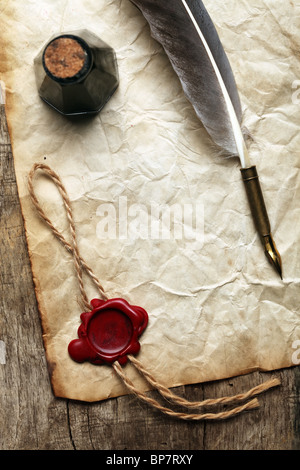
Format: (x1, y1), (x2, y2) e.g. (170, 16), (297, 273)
(240, 166), (283, 279)
(262, 234), (283, 279)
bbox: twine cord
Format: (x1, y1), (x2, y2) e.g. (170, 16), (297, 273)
(128, 355), (280, 408)
(28, 163), (280, 421)
(112, 361), (260, 421)
(28, 163), (108, 309)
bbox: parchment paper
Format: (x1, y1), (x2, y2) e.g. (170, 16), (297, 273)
(1, 0), (299, 402)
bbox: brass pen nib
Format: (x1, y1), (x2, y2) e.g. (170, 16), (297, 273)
(262, 234), (283, 279)
(240, 166), (283, 279)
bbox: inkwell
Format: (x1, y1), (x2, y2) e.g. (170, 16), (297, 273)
(34, 30), (119, 116)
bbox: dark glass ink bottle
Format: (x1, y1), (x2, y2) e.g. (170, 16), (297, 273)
(34, 29), (119, 116)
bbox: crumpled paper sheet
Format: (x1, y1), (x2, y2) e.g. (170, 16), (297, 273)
(1, 0), (299, 402)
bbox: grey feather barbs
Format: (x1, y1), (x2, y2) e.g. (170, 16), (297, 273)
(130, 0), (250, 166)
(130, 0), (283, 278)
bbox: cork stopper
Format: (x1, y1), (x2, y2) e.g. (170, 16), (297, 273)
(43, 36), (90, 80)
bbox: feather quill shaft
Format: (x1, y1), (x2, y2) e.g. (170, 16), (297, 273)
(130, 0), (250, 166)
(130, 0), (282, 277)
(181, 0), (250, 168)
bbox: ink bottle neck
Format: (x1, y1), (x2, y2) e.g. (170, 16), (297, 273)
(42, 34), (93, 85)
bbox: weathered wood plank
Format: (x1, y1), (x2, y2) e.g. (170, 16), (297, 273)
(0, 105), (299, 450)
(0, 106), (73, 450)
(199, 369), (297, 450)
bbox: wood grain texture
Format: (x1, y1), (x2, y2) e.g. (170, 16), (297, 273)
(0, 105), (299, 450)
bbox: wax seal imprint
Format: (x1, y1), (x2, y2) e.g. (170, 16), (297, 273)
(68, 298), (148, 365)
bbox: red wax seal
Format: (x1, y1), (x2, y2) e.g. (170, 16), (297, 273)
(68, 298), (148, 366)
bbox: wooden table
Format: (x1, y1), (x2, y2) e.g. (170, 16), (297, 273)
(0, 104), (299, 451)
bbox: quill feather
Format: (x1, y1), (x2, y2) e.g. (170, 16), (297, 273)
(130, 0), (251, 168)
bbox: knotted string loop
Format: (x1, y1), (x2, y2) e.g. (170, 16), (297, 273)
(28, 163), (107, 310)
